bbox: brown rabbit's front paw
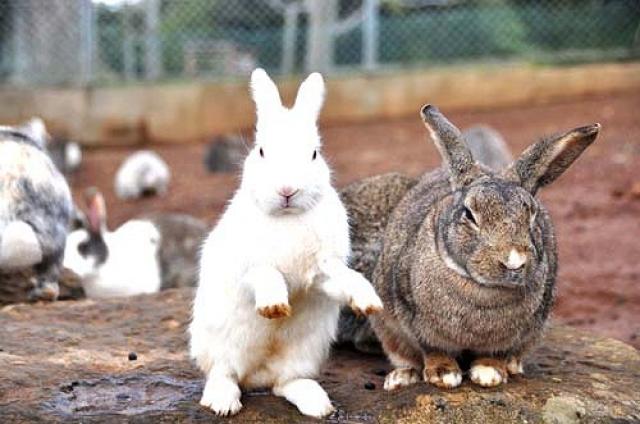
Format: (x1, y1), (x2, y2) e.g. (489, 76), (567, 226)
(257, 303), (291, 319)
(383, 368), (420, 391)
(423, 353), (462, 389)
(470, 358), (509, 387)
(506, 356), (524, 375)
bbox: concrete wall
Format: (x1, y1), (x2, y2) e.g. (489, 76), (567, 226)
(0, 62), (639, 145)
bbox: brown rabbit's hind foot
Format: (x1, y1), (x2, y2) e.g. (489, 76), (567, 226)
(506, 356), (524, 375)
(383, 367), (421, 391)
(423, 353), (463, 389)
(470, 358), (509, 387)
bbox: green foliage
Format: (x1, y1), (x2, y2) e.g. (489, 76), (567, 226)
(343, 1), (640, 67)
(160, 0), (283, 76)
(0, 0), (12, 78)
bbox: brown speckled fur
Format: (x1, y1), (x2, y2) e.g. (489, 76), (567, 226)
(336, 173), (416, 353)
(364, 105), (600, 386)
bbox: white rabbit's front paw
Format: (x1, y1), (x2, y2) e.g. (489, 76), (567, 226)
(349, 279), (384, 316)
(200, 378), (242, 416)
(257, 302), (291, 319)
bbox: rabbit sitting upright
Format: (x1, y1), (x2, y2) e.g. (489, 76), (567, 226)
(0, 118), (73, 302)
(370, 105), (599, 390)
(189, 69), (383, 418)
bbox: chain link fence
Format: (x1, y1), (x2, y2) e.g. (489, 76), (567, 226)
(0, 0), (638, 87)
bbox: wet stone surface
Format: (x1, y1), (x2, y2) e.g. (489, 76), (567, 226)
(1, 288), (639, 423)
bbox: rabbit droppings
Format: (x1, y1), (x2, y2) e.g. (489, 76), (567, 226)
(369, 105), (599, 391)
(0, 118), (73, 302)
(189, 69), (383, 418)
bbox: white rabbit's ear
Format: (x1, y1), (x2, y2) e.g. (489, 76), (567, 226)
(293, 72), (325, 121)
(251, 68), (282, 118)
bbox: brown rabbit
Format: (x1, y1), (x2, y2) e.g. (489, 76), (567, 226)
(369, 105), (600, 389)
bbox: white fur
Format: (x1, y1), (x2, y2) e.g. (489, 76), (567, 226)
(383, 368), (420, 391)
(65, 142), (82, 171)
(63, 220), (161, 298)
(114, 150), (170, 199)
(505, 248), (527, 270)
(190, 69), (382, 418)
(470, 364), (506, 387)
(0, 221), (42, 269)
(507, 357), (524, 375)
(440, 371), (463, 388)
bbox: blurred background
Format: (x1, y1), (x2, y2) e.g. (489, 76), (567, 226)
(0, 1), (638, 348)
(0, 0), (638, 84)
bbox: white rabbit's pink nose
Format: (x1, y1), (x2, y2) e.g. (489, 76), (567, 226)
(503, 249), (527, 270)
(278, 186), (298, 199)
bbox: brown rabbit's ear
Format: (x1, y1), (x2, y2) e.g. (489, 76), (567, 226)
(504, 123), (600, 195)
(84, 187), (107, 234)
(421, 105), (483, 190)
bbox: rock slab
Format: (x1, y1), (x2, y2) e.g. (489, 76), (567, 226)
(0, 289), (638, 423)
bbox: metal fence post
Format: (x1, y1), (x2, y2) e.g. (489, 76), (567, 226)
(145, 0), (162, 81)
(363, 0), (379, 72)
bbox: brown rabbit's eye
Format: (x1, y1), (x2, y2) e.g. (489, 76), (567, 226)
(463, 207), (478, 226)
(312, 150), (317, 161)
(259, 147), (264, 158)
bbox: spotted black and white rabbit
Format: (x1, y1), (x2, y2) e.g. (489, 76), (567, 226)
(189, 69), (383, 418)
(0, 118), (73, 303)
(369, 105), (599, 390)
(64, 189), (206, 298)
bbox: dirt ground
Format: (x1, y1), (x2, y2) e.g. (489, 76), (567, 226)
(67, 90), (640, 349)
(2, 289), (639, 422)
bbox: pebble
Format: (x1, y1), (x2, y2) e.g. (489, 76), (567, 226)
(128, 352), (138, 361)
(116, 393), (130, 401)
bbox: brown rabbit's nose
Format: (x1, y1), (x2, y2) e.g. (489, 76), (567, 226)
(278, 186), (298, 199)
(502, 249), (527, 270)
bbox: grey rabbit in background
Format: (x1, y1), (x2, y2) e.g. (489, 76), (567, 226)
(0, 118), (73, 304)
(366, 105), (599, 390)
(463, 125), (512, 170)
(338, 173), (416, 354)
(203, 134), (247, 173)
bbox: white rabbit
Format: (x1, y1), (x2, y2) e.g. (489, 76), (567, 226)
(64, 189), (207, 298)
(114, 150), (170, 199)
(189, 69), (383, 418)
(63, 190), (161, 298)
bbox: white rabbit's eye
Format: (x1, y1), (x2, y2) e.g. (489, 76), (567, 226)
(312, 150), (317, 161)
(259, 147), (264, 158)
